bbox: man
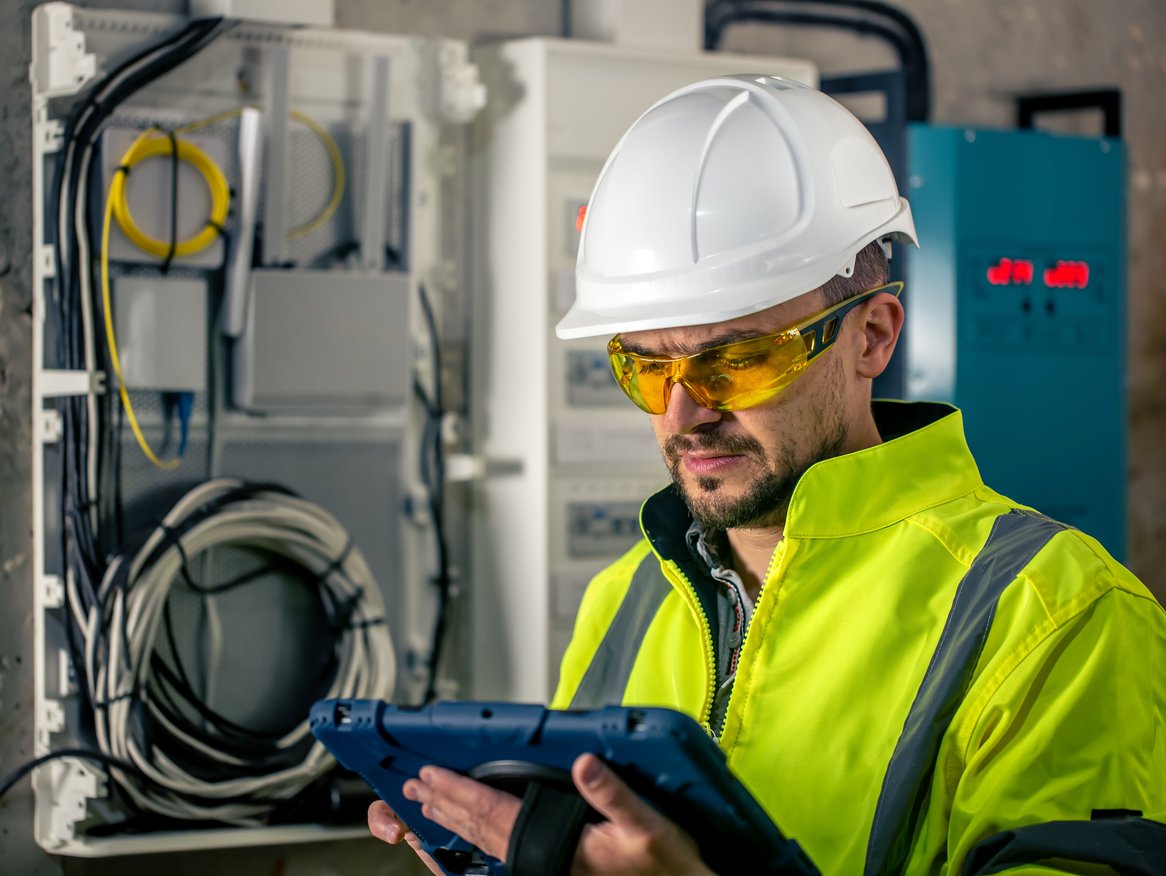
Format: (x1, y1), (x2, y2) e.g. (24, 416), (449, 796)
(371, 76), (1166, 874)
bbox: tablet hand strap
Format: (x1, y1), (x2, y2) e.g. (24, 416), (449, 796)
(506, 780), (591, 876)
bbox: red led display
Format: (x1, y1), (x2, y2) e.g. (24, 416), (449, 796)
(1044, 260), (1089, 289)
(986, 257), (1034, 286)
(987, 257), (1090, 289)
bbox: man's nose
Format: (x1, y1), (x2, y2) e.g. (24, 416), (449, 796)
(660, 381), (723, 434)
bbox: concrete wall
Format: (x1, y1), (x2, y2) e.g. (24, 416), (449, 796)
(1, 0), (1161, 872)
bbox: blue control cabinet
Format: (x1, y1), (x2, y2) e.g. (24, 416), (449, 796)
(906, 125), (1126, 558)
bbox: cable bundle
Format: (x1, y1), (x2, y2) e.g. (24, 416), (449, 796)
(71, 479), (394, 823)
(52, 14), (232, 681)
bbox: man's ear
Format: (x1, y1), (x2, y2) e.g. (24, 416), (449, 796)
(855, 291), (905, 380)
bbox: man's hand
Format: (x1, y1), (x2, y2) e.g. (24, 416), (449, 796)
(368, 753), (714, 875)
(563, 754), (715, 875)
(367, 799), (445, 875)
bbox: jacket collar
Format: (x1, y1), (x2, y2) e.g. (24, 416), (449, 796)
(641, 401), (982, 550)
(785, 401), (982, 539)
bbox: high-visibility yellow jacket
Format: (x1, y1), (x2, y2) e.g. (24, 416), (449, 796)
(551, 402), (1166, 875)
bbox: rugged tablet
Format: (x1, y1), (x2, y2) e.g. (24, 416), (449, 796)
(310, 699), (818, 876)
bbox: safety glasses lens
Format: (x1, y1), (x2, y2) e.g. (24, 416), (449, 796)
(608, 330), (807, 415)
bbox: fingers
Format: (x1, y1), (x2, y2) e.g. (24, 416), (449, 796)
(369, 800), (445, 875)
(570, 755), (714, 875)
(571, 754), (662, 835)
(401, 830), (446, 876)
(368, 800), (408, 844)
(403, 765), (522, 862)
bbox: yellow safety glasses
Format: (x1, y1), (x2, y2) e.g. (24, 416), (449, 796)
(607, 282), (903, 414)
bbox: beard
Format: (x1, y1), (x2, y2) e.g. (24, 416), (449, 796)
(662, 368), (848, 531)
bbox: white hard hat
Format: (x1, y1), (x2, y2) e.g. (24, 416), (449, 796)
(556, 75), (918, 340)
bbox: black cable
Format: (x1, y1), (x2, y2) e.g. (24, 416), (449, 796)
(51, 16), (230, 643)
(0, 749), (166, 803)
(0, 744), (288, 813)
(161, 128), (180, 274)
(709, 7), (914, 62)
(704, 0), (931, 122)
(41, 16), (240, 821)
(416, 283), (451, 703)
(705, 0), (930, 121)
(55, 18), (225, 361)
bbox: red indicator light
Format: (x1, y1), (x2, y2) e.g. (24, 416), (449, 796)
(986, 257), (1011, 285)
(986, 257), (1034, 286)
(1043, 260), (1089, 289)
(576, 205), (588, 233)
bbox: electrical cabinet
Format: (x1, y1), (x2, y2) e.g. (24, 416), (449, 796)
(28, 2), (482, 855)
(906, 125), (1126, 557)
(469, 38), (818, 702)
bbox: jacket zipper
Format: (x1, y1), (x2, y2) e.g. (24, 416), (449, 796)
(664, 560), (718, 734)
(719, 538), (792, 745)
(740, 538), (786, 643)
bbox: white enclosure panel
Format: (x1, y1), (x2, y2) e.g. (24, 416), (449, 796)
(470, 38), (816, 703)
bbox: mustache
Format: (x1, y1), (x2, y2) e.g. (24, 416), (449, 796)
(663, 430), (767, 462)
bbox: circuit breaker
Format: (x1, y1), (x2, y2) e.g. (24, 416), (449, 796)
(906, 124), (1126, 558)
(469, 37), (818, 702)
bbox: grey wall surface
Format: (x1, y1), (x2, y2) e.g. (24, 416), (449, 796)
(1, 0), (1162, 873)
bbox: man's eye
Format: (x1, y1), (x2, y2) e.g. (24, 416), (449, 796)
(723, 355), (764, 370)
(639, 360), (670, 376)
(704, 351), (765, 371)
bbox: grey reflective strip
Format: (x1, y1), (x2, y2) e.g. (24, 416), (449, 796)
(960, 815), (1166, 876)
(569, 554), (672, 709)
(864, 509), (1068, 876)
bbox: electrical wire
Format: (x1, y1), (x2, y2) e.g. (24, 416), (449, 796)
(51, 16), (231, 713)
(19, 18), (231, 819)
(284, 110), (347, 240)
(56, 17), (230, 515)
(99, 126), (229, 469)
(414, 284), (452, 704)
(703, 0), (932, 122)
(78, 479), (394, 823)
(100, 133), (185, 471)
(175, 106), (347, 240)
(0, 749), (170, 804)
(109, 130), (231, 260)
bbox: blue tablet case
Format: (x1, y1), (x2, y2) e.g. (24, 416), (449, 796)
(309, 699), (818, 875)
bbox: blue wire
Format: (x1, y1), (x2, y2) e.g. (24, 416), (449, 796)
(177, 391), (194, 457)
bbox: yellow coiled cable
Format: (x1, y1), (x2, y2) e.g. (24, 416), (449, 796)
(105, 111), (347, 469)
(110, 130), (231, 260)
